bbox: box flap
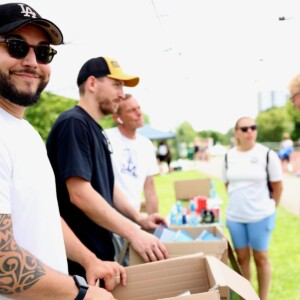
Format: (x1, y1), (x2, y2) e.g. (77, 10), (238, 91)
(113, 254), (211, 300)
(206, 256), (260, 300)
(130, 241), (226, 265)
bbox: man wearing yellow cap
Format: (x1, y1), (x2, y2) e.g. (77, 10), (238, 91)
(46, 56), (168, 277)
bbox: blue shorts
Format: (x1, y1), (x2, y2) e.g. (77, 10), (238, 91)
(226, 213), (276, 251)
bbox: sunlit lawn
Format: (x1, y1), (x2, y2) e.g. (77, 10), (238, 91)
(154, 169), (300, 300)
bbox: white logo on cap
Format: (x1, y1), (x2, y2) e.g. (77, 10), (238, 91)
(18, 4), (37, 18)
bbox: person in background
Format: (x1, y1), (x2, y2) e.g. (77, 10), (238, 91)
(289, 73), (300, 112)
(157, 139), (172, 173)
(105, 94), (160, 265)
(277, 132), (294, 172)
(0, 3), (123, 300)
(46, 56), (168, 276)
(201, 137), (212, 161)
(193, 136), (201, 160)
(221, 117), (283, 300)
(106, 94), (160, 214)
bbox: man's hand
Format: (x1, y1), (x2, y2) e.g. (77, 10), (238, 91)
(85, 257), (126, 291)
(138, 213), (169, 231)
(129, 229), (168, 263)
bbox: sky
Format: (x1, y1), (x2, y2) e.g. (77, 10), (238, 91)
(4, 0), (300, 133)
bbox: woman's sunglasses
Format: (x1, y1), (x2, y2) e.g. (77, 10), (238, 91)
(238, 125), (257, 132)
(0, 38), (57, 64)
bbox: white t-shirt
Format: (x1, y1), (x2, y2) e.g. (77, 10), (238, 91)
(158, 144), (168, 155)
(221, 143), (282, 222)
(0, 108), (68, 281)
(280, 139), (293, 149)
(105, 127), (159, 211)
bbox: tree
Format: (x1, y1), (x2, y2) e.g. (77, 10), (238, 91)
(99, 115), (115, 129)
(285, 100), (300, 141)
(176, 121), (197, 145)
(256, 107), (294, 142)
(197, 130), (230, 145)
(24, 92), (76, 141)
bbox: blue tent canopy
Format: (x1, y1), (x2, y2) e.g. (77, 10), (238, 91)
(137, 124), (176, 141)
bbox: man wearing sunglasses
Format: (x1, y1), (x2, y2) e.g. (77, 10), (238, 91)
(46, 57), (168, 277)
(0, 3), (124, 300)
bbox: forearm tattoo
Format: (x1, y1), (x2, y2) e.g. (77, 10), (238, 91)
(0, 214), (46, 295)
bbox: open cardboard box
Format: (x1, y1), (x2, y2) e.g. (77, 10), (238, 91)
(112, 253), (259, 300)
(174, 178), (211, 200)
(130, 225), (228, 265)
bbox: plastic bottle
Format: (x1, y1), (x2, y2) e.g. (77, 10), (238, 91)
(169, 210), (177, 226)
(208, 181), (223, 224)
(188, 200), (199, 226)
(182, 214), (187, 225)
(210, 181), (217, 199)
(175, 201), (183, 225)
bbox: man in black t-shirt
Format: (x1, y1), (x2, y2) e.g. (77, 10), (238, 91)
(46, 57), (168, 278)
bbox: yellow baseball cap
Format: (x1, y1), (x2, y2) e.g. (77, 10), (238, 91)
(77, 56), (139, 87)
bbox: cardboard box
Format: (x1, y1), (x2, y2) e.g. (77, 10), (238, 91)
(174, 178), (211, 200)
(130, 225), (228, 265)
(112, 253), (259, 300)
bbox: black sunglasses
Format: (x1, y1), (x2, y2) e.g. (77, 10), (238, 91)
(0, 38), (57, 64)
(239, 125), (257, 132)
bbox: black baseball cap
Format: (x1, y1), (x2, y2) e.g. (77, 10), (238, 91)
(77, 56), (139, 87)
(0, 3), (63, 45)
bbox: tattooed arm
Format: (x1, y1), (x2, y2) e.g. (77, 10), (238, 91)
(0, 214), (115, 300)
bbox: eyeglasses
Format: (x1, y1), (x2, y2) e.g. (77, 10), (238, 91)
(0, 38), (57, 64)
(238, 125), (257, 132)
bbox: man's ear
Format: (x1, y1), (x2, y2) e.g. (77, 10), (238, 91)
(113, 114), (123, 124)
(116, 117), (123, 124)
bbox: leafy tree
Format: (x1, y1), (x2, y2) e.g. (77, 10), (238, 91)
(256, 107), (294, 142)
(99, 115), (116, 129)
(176, 121), (197, 144)
(197, 130), (230, 145)
(24, 92), (76, 141)
(285, 100), (300, 141)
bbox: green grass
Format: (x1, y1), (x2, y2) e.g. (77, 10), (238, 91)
(154, 169), (300, 300)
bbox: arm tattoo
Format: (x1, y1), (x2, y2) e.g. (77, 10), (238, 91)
(0, 214), (46, 295)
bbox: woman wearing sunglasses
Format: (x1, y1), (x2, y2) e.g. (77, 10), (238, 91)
(222, 116), (283, 300)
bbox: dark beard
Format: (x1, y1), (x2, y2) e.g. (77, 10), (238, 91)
(0, 71), (48, 107)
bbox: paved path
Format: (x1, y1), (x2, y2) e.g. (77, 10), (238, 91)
(187, 156), (300, 218)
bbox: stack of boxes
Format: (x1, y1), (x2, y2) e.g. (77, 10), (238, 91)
(170, 178), (223, 226)
(114, 178), (258, 300)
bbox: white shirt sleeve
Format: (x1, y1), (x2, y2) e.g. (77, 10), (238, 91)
(268, 149), (283, 182)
